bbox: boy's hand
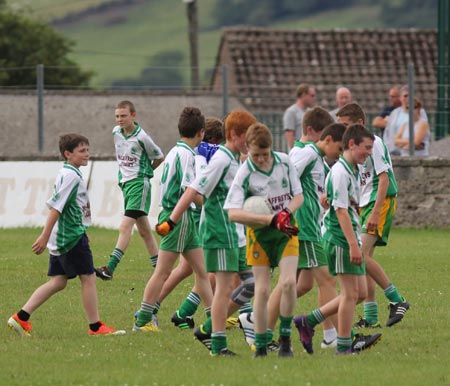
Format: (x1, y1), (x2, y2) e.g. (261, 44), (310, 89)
(270, 209), (299, 238)
(155, 218), (177, 236)
(32, 235), (48, 255)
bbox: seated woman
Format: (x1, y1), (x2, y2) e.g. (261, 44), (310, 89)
(394, 98), (430, 157)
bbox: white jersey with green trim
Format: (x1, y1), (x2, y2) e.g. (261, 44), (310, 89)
(323, 156), (361, 248)
(113, 123), (163, 184)
(46, 163), (91, 256)
(159, 140), (196, 210)
(359, 135), (398, 207)
(289, 142), (325, 242)
(224, 151), (303, 213)
(191, 145), (246, 249)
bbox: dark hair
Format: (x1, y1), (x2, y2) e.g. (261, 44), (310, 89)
(59, 133), (89, 159)
(319, 123), (347, 142)
(177, 107), (205, 138)
(116, 100), (136, 114)
(336, 102), (366, 125)
(302, 106), (334, 134)
(204, 118), (224, 144)
(342, 124), (375, 150)
(296, 83), (311, 98)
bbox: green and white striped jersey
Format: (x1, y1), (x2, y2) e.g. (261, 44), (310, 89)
(113, 123), (163, 184)
(191, 145), (246, 249)
(323, 156), (361, 248)
(159, 141), (196, 210)
(289, 142), (325, 242)
(224, 151), (303, 214)
(359, 135), (398, 207)
(46, 163), (91, 256)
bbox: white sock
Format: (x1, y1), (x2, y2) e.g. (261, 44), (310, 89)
(323, 327), (337, 342)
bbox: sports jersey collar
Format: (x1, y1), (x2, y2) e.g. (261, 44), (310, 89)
(177, 140), (196, 155)
(338, 155), (358, 177)
(63, 162), (83, 178)
(247, 150), (279, 176)
(293, 140), (306, 148)
(307, 142), (324, 157)
(120, 122), (141, 139)
(219, 144), (239, 161)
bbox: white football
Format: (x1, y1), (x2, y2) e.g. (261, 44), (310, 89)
(243, 196), (273, 229)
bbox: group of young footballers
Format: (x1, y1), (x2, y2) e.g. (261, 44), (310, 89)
(8, 98), (409, 358)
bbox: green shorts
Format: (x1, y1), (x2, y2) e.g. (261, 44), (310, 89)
(158, 208), (201, 253)
(204, 246), (248, 273)
(298, 240), (327, 269)
(121, 177), (152, 215)
(360, 197), (396, 246)
(323, 239), (366, 276)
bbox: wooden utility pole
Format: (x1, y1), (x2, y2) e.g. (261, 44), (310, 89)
(184, 0), (199, 89)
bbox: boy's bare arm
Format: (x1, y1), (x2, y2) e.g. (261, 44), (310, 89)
(336, 208), (362, 266)
(151, 157), (164, 170)
(366, 172), (389, 232)
(32, 208), (60, 255)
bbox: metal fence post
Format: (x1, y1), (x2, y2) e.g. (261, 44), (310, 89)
(37, 64), (44, 153)
(222, 64), (228, 117)
(407, 62), (415, 156)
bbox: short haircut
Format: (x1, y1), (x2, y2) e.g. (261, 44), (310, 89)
(296, 83), (311, 98)
(319, 123), (347, 142)
(302, 106), (334, 134)
(178, 107), (205, 138)
(342, 124), (375, 150)
(246, 122), (272, 149)
(336, 102), (366, 125)
(204, 118), (224, 144)
(59, 133), (89, 159)
(116, 100), (136, 114)
(224, 109), (257, 141)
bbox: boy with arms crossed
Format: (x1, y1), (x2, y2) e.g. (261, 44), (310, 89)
(336, 103), (409, 328)
(134, 107), (213, 332)
(157, 109), (257, 355)
(225, 123), (304, 358)
(8, 134), (125, 336)
(95, 100), (164, 280)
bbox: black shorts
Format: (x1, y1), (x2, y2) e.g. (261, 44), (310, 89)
(48, 233), (95, 279)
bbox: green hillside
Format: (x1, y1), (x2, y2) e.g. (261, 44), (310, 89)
(7, 0), (384, 87)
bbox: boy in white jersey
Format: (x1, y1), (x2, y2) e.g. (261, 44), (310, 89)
(336, 103), (409, 328)
(8, 134), (125, 336)
(95, 100), (164, 280)
(225, 123), (304, 358)
(157, 109), (257, 356)
(134, 107), (213, 332)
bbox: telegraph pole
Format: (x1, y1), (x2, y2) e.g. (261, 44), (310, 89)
(183, 0), (199, 90)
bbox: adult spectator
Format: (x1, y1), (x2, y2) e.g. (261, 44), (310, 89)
(394, 98), (430, 157)
(283, 83), (316, 149)
(372, 86), (402, 133)
(383, 85), (428, 155)
(329, 87), (352, 121)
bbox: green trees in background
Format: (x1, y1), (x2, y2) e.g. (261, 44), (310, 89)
(380, 0), (438, 28)
(0, 7), (93, 88)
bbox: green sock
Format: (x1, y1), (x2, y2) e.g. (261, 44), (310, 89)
(336, 336), (352, 352)
(279, 315), (293, 337)
(363, 302), (379, 324)
(239, 302), (252, 314)
(153, 302), (160, 315)
(178, 292), (201, 318)
(211, 332), (227, 354)
(107, 248), (124, 273)
(255, 333), (267, 350)
(204, 306), (211, 318)
(384, 283), (403, 303)
(267, 328), (274, 343)
(150, 254), (158, 268)
(203, 317), (212, 334)
(307, 309), (325, 328)
(136, 302), (155, 327)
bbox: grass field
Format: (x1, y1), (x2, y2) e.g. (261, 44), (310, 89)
(1, 227), (449, 386)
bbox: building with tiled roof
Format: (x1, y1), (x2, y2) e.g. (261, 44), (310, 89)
(211, 27), (438, 116)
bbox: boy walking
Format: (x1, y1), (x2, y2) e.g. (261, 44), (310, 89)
(225, 123), (304, 358)
(95, 100), (164, 280)
(8, 134), (125, 336)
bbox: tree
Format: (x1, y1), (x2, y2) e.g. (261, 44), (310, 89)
(0, 10), (93, 88)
